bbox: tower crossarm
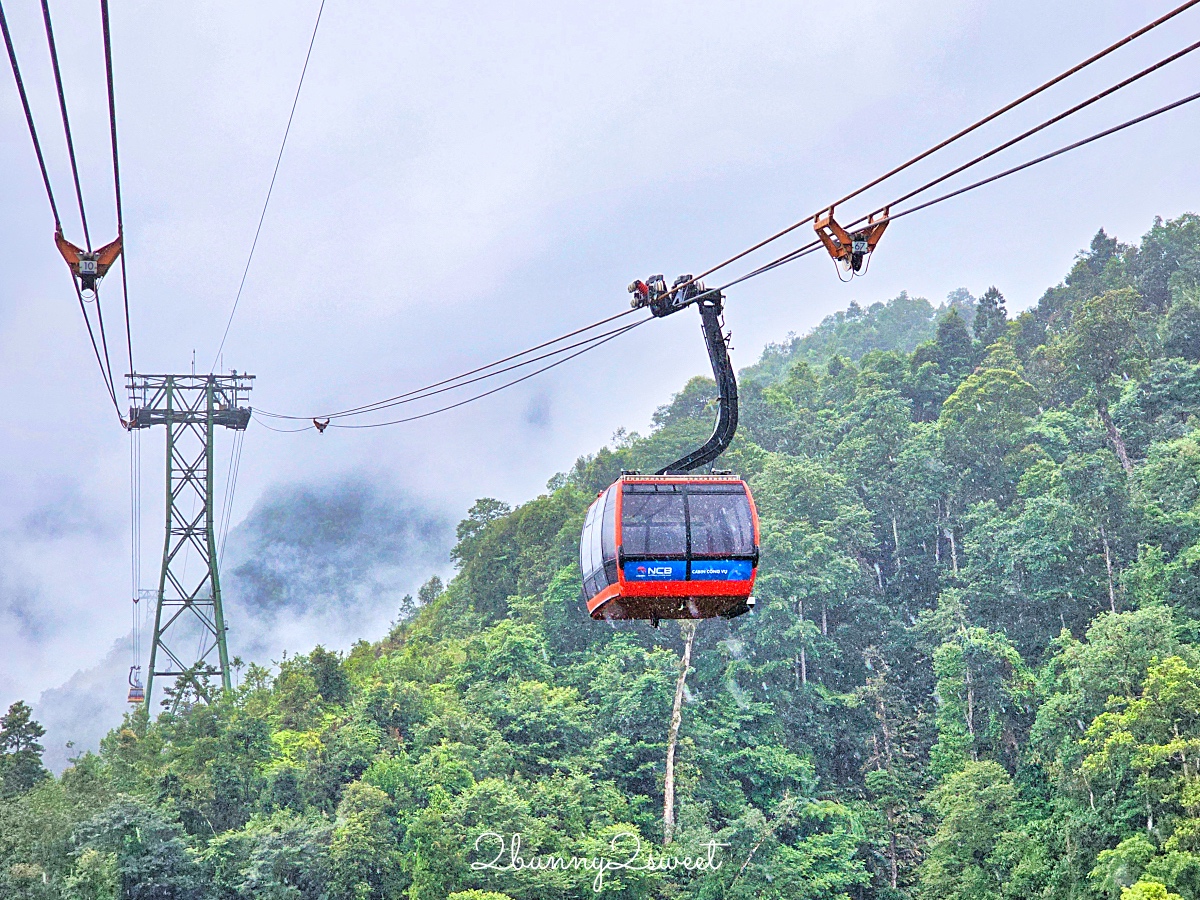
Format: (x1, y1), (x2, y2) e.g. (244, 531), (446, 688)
(126, 373), (254, 431)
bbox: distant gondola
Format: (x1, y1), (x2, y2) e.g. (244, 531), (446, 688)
(127, 666), (145, 704)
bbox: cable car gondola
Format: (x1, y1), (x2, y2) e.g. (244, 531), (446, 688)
(127, 666), (144, 704)
(580, 276), (760, 624)
(581, 473), (759, 622)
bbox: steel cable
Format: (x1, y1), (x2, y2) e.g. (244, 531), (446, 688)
(675, 0), (1200, 296)
(91, 278), (120, 404)
(713, 86), (1200, 293)
(40, 0), (90, 249)
(327, 318), (651, 429)
(0, 0), (60, 229)
(254, 309), (643, 421)
(846, 37), (1200, 232)
(211, 0), (326, 372)
(260, 44), (1200, 431)
(71, 277), (123, 415)
(217, 429), (245, 565)
(238, 1), (1200, 432)
(887, 88), (1200, 226)
(37, 0), (122, 407)
(254, 318), (651, 432)
(254, 417), (316, 433)
(100, 0), (133, 375)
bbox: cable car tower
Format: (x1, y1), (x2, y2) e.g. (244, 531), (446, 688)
(127, 373), (253, 707)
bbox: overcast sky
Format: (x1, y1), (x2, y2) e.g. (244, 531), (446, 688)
(1, 0), (1198, 723)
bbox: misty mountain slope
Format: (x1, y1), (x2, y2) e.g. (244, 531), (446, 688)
(223, 475), (451, 617)
(31, 476), (453, 773)
(223, 475), (453, 668)
(33, 638), (131, 774)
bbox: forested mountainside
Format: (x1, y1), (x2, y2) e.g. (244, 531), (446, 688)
(741, 287), (978, 384)
(5, 214), (1200, 900)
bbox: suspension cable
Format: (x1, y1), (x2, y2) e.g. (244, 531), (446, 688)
(250, 11), (1200, 435)
(714, 241), (824, 293)
(217, 436), (238, 556)
(92, 280), (120, 402)
(677, 0), (1200, 293)
(887, 88), (1200, 226)
(130, 426), (142, 680)
(255, 418), (315, 434)
(327, 318), (650, 429)
(40, 0), (89, 248)
(72, 278), (122, 415)
(38, 0), (122, 406)
(0, 0), (60, 230)
(283, 35), (1198, 428)
(255, 61), (1192, 436)
(100, 0), (133, 375)
(713, 86), (1200, 294)
(217, 429), (245, 564)
(2, 0), (122, 410)
(255, 308), (642, 421)
(707, 40), (1200, 293)
(211, 0), (326, 372)
(256, 318), (651, 432)
(849, 37), (1200, 229)
(259, 50), (1200, 430)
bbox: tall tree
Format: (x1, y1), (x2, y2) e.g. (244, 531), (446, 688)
(973, 286), (1008, 347)
(330, 781), (403, 899)
(935, 309), (976, 378)
(938, 367), (1038, 505)
(663, 621), (697, 846)
(1062, 288), (1155, 472)
(919, 761), (1018, 900)
(1163, 288), (1200, 361)
(0, 701), (48, 798)
(1063, 451), (1131, 612)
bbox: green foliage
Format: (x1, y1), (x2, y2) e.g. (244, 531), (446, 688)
(200, 811), (332, 898)
(1092, 834), (1157, 898)
(1164, 290), (1200, 362)
(11, 212), (1200, 899)
(329, 781), (403, 899)
(1064, 288), (1157, 394)
(939, 367), (1038, 504)
(934, 308), (976, 379)
(1122, 881), (1184, 900)
(920, 761), (1016, 899)
(62, 849), (119, 900)
(974, 286), (1009, 347)
(745, 291), (941, 382)
(0, 702), (49, 798)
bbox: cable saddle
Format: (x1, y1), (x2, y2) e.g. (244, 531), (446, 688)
(814, 206), (889, 275)
(55, 230), (123, 294)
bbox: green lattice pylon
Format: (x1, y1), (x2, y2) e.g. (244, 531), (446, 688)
(127, 373), (253, 708)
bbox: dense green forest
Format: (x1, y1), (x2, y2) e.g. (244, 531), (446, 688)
(6, 213), (1200, 899)
(743, 288), (961, 382)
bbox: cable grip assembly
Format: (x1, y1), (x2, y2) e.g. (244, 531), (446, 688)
(814, 206), (889, 275)
(55, 230), (123, 294)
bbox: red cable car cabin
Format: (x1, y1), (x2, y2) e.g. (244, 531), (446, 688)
(580, 474), (759, 622)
